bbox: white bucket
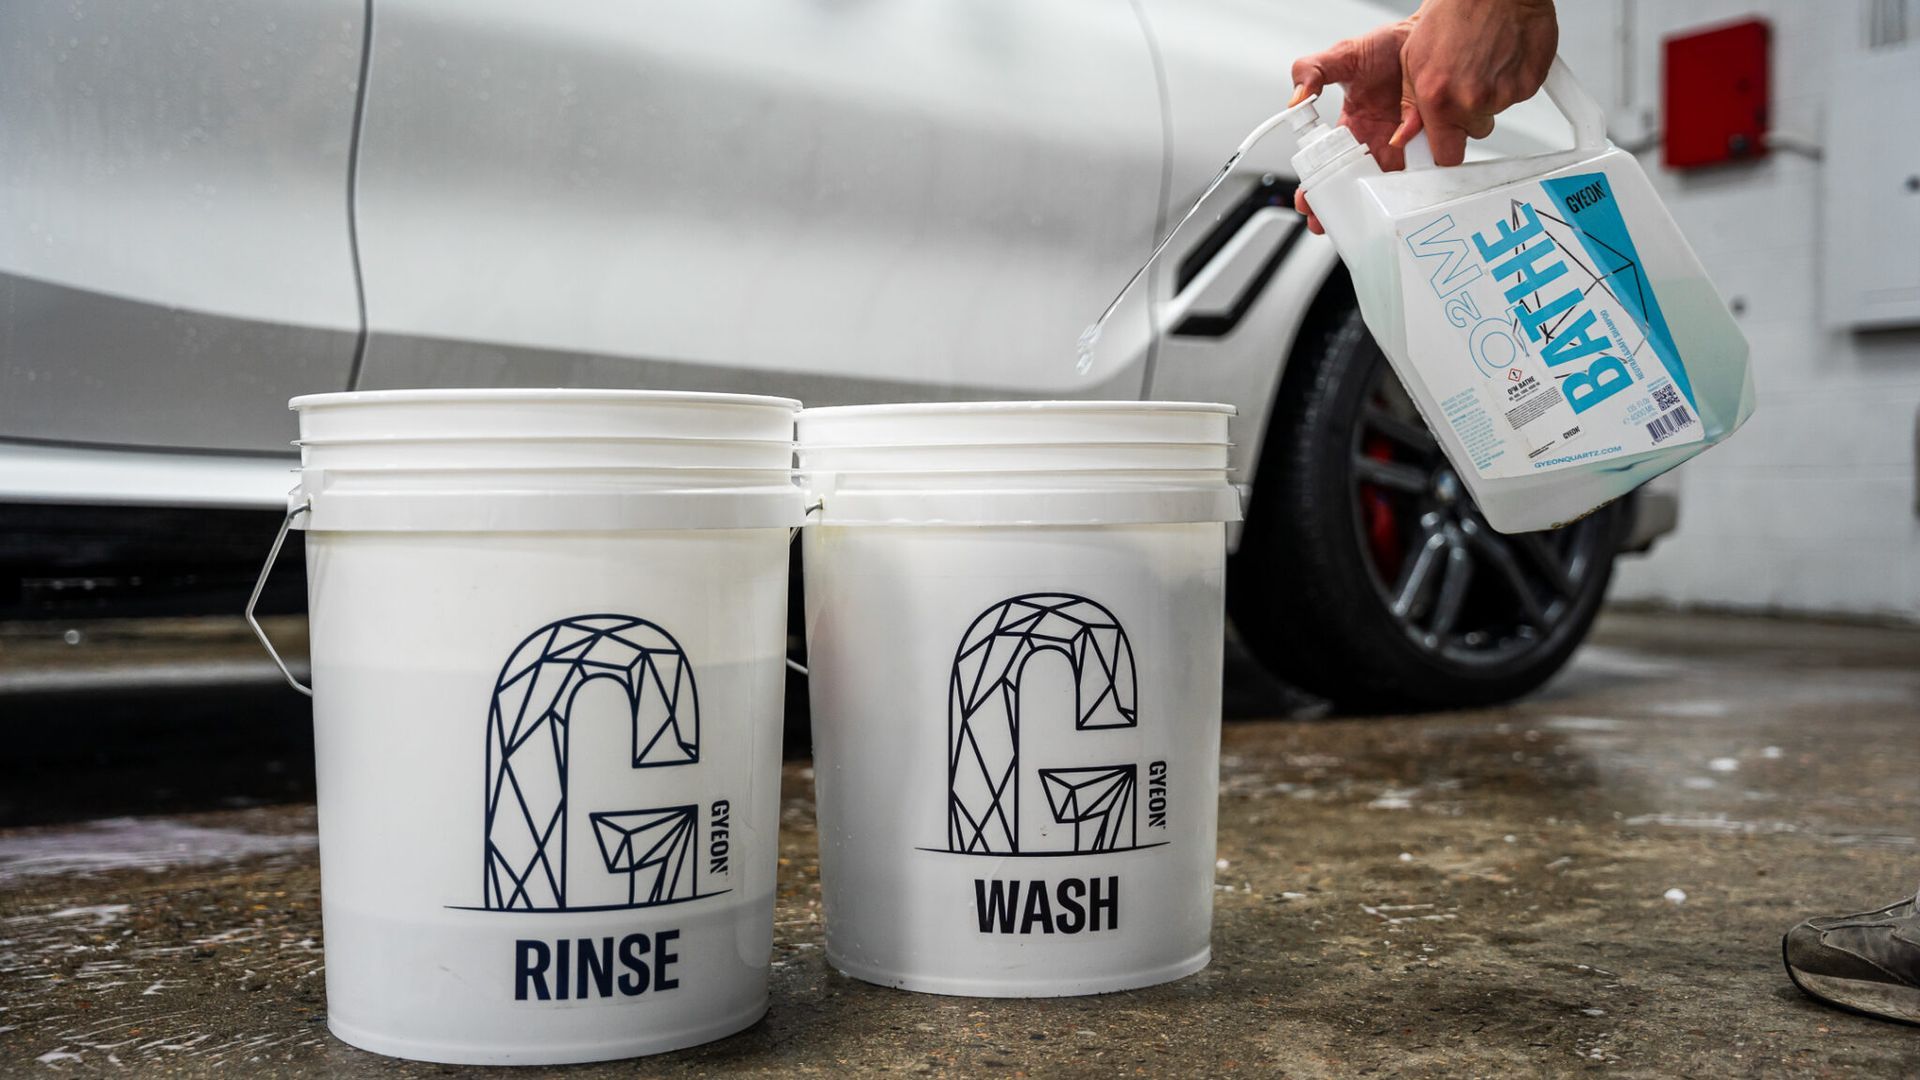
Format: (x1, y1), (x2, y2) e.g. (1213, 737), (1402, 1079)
(797, 401), (1240, 997)
(282, 389), (802, 1065)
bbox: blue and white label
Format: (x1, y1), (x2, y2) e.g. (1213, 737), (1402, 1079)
(1395, 166), (1703, 478)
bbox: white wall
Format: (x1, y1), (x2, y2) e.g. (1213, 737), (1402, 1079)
(1550, 0), (1920, 621)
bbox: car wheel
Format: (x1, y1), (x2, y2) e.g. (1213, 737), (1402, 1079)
(1229, 305), (1628, 712)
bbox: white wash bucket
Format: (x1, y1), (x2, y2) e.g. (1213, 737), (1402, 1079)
(797, 401), (1240, 996)
(255, 390), (803, 1065)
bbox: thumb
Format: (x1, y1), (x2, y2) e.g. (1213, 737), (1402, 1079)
(1389, 66), (1422, 149)
(1289, 61), (1325, 105)
(1389, 100), (1422, 149)
(1290, 37), (1361, 101)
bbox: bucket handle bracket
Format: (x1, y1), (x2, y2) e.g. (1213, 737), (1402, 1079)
(248, 501), (313, 698)
(781, 498), (825, 678)
(246, 495), (816, 694)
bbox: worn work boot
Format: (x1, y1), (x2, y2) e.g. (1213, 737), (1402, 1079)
(1783, 897), (1920, 1025)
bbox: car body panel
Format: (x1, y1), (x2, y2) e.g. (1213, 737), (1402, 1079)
(350, 0), (1164, 403)
(1, 0), (1658, 570)
(0, 0), (366, 453)
(0, 442), (295, 510)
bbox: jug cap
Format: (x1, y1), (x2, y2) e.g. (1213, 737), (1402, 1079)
(1279, 94), (1324, 134)
(1281, 94), (1365, 185)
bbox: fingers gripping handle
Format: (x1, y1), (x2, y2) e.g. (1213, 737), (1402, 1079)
(1303, 56), (1602, 179)
(248, 501), (312, 698)
(1400, 58), (1603, 171)
(1543, 56), (1607, 152)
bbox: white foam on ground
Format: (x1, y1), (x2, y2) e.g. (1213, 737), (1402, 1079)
(1647, 700), (1731, 719)
(1571, 647), (1684, 678)
(0, 818), (315, 884)
(1542, 715), (1632, 733)
(20, 904), (132, 928)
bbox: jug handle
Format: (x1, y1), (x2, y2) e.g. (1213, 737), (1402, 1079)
(1401, 56), (1606, 169)
(1542, 56), (1608, 153)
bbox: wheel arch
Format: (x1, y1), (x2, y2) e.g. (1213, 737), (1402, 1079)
(1143, 228), (1347, 554)
(1233, 260), (1357, 530)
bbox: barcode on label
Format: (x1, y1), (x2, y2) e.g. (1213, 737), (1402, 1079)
(1652, 383), (1681, 411)
(1646, 405), (1694, 444)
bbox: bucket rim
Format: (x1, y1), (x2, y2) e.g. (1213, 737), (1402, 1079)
(799, 467), (1237, 480)
(294, 434), (795, 448)
(290, 388), (803, 411)
(797, 400), (1235, 419)
(306, 464), (797, 477)
(796, 439), (1232, 453)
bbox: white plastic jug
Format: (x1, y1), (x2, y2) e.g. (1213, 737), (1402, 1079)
(1288, 58), (1755, 533)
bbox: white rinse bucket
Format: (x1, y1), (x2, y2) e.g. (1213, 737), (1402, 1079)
(797, 401), (1240, 997)
(275, 389), (802, 1065)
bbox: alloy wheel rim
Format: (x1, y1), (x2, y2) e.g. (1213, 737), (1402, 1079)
(1349, 366), (1605, 669)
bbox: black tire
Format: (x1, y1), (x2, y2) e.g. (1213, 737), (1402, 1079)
(1229, 304), (1628, 713)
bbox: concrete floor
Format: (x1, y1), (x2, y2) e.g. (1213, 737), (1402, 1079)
(3, 609), (1919, 1076)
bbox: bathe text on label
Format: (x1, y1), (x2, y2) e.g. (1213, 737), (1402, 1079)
(1473, 202), (1632, 415)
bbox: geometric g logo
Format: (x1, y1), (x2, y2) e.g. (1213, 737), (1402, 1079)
(479, 614), (717, 913)
(942, 593), (1149, 857)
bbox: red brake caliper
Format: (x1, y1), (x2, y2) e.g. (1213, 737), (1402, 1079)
(1361, 434), (1404, 582)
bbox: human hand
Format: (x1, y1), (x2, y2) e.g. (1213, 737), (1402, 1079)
(1289, 0), (1558, 234)
(1288, 18), (1416, 233)
(1397, 0), (1558, 167)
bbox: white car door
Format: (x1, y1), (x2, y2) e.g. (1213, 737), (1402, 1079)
(0, 0), (366, 454)
(350, 0), (1167, 403)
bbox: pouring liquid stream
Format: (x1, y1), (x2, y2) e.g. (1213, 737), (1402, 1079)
(1075, 103), (1305, 375)
(1075, 149), (1244, 376)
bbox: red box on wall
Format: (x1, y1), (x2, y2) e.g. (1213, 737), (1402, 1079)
(1662, 18), (1771, 169)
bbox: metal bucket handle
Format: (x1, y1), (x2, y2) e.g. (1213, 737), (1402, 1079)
(247, 500), (312, 697)
(248, 494), (820, 692)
